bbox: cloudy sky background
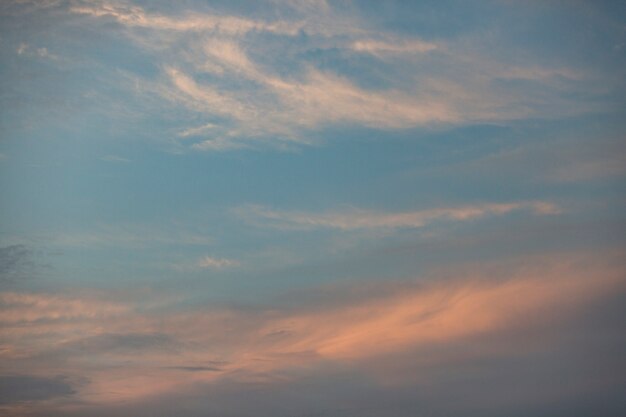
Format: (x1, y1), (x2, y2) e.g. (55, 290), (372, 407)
(1, 0), (625, 416)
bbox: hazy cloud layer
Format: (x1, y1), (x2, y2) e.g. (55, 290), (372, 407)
(1, 251), (624, 415)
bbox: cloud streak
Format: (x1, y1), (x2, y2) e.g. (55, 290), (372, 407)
(236, 201), (560, 231)
(196, 256), (239, 269)
(351, 38), (438, 56)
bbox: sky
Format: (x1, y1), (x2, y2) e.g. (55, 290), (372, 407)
(0, 0), (625, 416)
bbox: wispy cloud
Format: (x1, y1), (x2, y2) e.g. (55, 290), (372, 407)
(168, 255), (240, 272)
(451, 135), (626, 184)
(100, 155), (131, 163)
(177, 123), (217, 138)
(63, 1), (600, 152)
(0, 291), (129, 324)
(196, 256), (239, 269)
(548, 151), (626, 182)
(236, 201), (560, 231)
(190, 138), (248, 151)
(160, 63), (458, 146)
(70, 2), (303, 36)
(351, 38), (438, 56)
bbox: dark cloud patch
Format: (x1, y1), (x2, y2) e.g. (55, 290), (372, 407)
(164, 366), (222, 372)
(0, 375), (74, 404)
(20, 333), (182, 366)
(69, 333), (178, 354)
(0, 245), (35, 284)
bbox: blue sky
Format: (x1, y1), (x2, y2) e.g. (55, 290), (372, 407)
(1, 1), (625, 416)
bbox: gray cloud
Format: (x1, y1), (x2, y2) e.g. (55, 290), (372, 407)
(164, 365), (223, 372)
(61, 332), (179, 356)
(0, 245), (34, 284)
(0, 375), (74, 404)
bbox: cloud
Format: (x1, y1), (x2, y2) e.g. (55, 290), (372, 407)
(190, 138), (248, 151)
(548, 151), (626, 182)
(0, 245), (35, 284)
(236, 201), (560, 231)
(1, 250), (622, 413)
(16, 43), (28, 55)
(196, 256), (239, 269)
(447, 135), (626, 185)
(164, 67), (250, 120)
(267, 68), (458, 128)
(0, 375), (74, 404)
(496, 65), (583, 81)
(70, 2), (302, 36)
(62, 1), (601, 152)
(164, 365), (222, 372)
(277, 0), (331, 14)
(177, 123), (217, 138)
(351, 38), (438, 56)
(168, 255), (240, 271)
(160, 64), (458, 147)
(15, 42), (58, 60)
(67, 332), (177, 354)
(263, 256), (622, 361)
(202, 39), (257, 76)
(100, 155), (131, 163)
(0, 291), (129, 324)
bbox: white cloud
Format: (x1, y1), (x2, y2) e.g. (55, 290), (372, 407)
(17, 43), (28, 55)
(259, 69), (449, 129)
(196, 256), (238, 269)
(351, 39), (438, 56)
(202, 39), (257, 75)
(161, 64), (457, 146)
(191, 138), (247, 151)
(15, 43), (58, 60)
(177, 123), (217, 138)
